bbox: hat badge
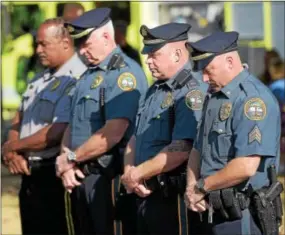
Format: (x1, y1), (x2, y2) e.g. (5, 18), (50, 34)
(141, 26), (148, 37)
(67, 25), (74, 33)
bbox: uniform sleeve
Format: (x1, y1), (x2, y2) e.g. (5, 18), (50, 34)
(105, 71), (143, 123)
(232, 96), (280, 157)
(52, 85), (75, 123)
(172, 90), (203, 141)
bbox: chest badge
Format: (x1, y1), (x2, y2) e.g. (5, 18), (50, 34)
(161, 92), (174, 109)
(185, 89), (204, 110)
(90, 75), (104, 89)
(50, 79), (60, 91)
(219, 102), (232, 121)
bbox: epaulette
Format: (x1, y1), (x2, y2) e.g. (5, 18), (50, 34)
(170, 69), (193, 89)
(107, 53), (125, 70)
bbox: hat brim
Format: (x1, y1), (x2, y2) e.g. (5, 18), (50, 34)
(193, 56), (215, 72)
(141, 43), (166, 54)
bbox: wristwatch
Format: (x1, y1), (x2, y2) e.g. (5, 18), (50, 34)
(195, 178), (208, 195)
(67, 150), (77, 162)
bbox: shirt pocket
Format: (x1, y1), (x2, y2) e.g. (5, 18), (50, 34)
(78, 92), (100, 121)
(149, 108), (170, 142)
(21, 88), (34, 111)
(209, 121), (232, 158)
(38, 92), (60, 123)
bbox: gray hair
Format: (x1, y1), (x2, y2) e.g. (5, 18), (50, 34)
(42, 17), (71, 39)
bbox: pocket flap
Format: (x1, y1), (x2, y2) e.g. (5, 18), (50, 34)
(78, 90), (99, 102)
(40, 91), (60, 104)
(211, 121), (226, 134)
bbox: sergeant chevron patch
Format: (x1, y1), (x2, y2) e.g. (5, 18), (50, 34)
(248, 125), (262, 144)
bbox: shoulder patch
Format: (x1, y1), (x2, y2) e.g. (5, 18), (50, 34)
(90, 75), (104, 89)
(248, 125), (262, 144)
(50, 79), (60, 91)
(244, 98), (266, 121)
(219, 102), (232, 121)
(185, 89), (204, 110)
(117, 72), (136, 91)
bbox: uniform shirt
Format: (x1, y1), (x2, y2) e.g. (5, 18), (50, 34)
(19, 53), (87, 159)
(135, 62), (208, 165)
(70, 46), (148, 150)
(195, 69), (281, 191)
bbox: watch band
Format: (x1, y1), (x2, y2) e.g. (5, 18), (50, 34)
(196, 178), (208, 195)
(67, 151), (77, 162)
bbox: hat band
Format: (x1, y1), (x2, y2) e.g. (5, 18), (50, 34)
(143, 38), (166, 45)
(71, 28), (95, 39)
(192, 52), (214, 61)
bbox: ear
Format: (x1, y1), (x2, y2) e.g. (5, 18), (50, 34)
(62, 38), (70, 50)
(102, 31), (109, 40)
(225, 55), (234, 69)
(101, 32), (109, 46)
(174, 49), (182, 62)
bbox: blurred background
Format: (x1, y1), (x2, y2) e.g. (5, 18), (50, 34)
(1, 1), (285, 234)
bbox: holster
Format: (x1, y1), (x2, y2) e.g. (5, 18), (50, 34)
(208, 190), (229, 220)
(250, 182), (283, 235)
(221, 188), (243, 220)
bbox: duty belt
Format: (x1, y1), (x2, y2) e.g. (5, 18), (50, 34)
(144, 173), (186, 196)
(28, 157), (57, 171)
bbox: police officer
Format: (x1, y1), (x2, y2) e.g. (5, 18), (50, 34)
(121, 23), (208, 235)
(185, 31), (281, 235)
(2, 18), (87, 235)
(55, 8), (148, 235)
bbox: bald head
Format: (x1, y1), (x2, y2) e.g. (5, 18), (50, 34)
(202, 51), (244, 92)
(145, 40), (190, 80)
(36, 18), (74, 70)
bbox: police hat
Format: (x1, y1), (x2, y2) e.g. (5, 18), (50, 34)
(188, 31), (239, 71)
(140, 23), (191, 54)
(65, 8), (111, 39)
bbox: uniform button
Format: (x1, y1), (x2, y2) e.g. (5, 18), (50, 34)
(226, 91), (231, 95)
(90, 162), (95, 166)
(160, 181), (165, 186)
(218, 129), (223, 133)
